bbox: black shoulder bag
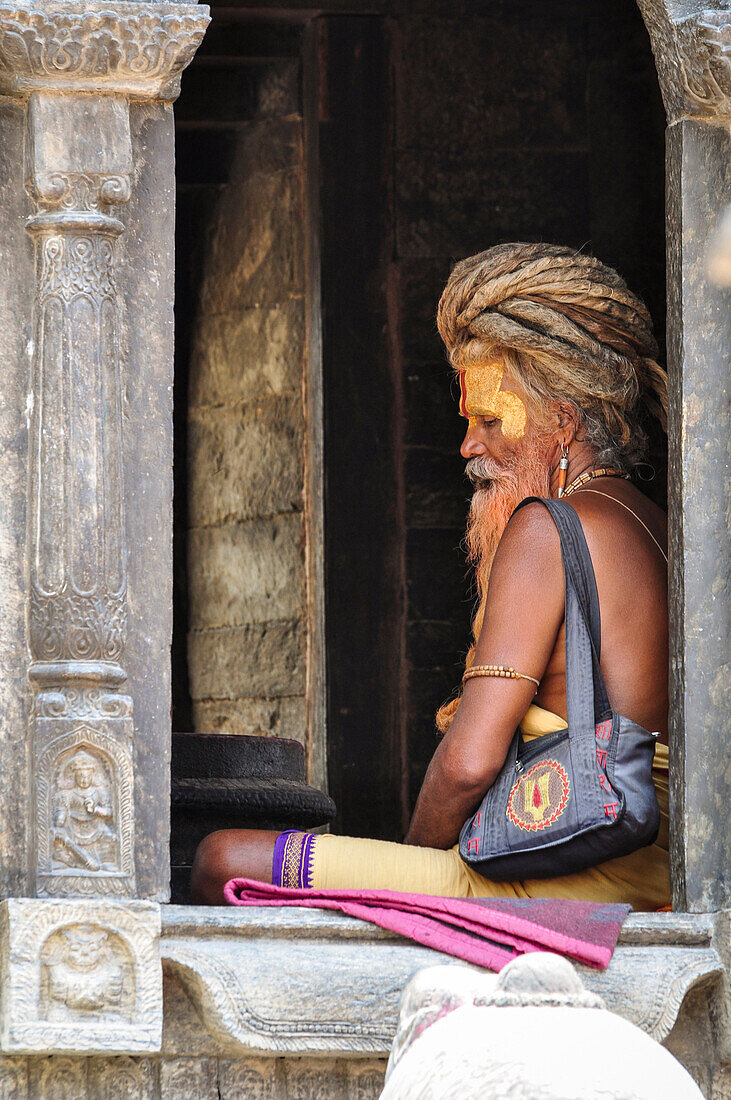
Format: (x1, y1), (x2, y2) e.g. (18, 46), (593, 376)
(458, 497), (661, 881)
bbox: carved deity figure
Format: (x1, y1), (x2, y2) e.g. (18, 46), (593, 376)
(52, 749), (118, 872)
(43, 925), (126, 1022)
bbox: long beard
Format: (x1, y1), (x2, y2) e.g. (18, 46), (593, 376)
(435, 432), (551, 734)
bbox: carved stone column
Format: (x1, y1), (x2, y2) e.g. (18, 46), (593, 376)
(0, 1), (209, 900)
(637, 1), (731, 912)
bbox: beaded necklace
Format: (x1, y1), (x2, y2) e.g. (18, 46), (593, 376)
(562, 467), (630, 498)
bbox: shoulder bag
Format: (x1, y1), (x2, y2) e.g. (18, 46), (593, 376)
(458, 497), (661, 881)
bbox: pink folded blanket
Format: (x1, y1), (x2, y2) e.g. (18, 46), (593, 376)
(223, 878), (630, 971)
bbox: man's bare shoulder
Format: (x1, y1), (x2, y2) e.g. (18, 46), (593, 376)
(564, 483), (667, 561)
(490, 500), (562, 588)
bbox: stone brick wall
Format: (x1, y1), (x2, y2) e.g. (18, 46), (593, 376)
(176, 21), (311, 750)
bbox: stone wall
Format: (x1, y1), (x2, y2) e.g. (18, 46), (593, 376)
(177, 21), (312, 752)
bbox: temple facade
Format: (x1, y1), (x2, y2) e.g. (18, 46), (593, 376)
(0, 0), (728, 1095)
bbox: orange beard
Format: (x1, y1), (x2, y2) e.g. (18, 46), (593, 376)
(435, 431), (551, 734)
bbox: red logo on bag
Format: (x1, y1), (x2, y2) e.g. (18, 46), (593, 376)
(467, 837), (480, 854)
(507, 760), (570, 832)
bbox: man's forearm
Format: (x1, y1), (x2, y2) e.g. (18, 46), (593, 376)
(404, 750), (492, 849)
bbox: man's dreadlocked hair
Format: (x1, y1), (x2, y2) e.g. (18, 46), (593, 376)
(437, 242), (667, 469)
(434, 243), (668, 735)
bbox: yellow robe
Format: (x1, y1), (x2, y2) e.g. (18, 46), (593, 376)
(310, 705), (670, 911)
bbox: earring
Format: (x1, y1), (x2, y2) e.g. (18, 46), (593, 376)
(557, 442), (569, 498)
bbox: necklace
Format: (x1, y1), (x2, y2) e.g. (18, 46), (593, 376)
(562, 467), (630, 498)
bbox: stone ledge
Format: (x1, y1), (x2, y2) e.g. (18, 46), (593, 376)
(160, 906), (728, 1057)
(0, 901), (724, 1058)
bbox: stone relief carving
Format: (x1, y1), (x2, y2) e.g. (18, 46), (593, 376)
(637, 2), (731, 121)
(218, 1059), (277, 1100)
(34, 688), (133, 721)
(0, 3), (210, 100)
(24, 88), (135, 898)
(349, 1067), (387, 1099)
(161, 909), (725, 1057)
(40, 925), (133, 1023)
(51, 749), (118, 873)
(30, 172), (132, 211)
(0, 1060), (28, 1100)
(160, 1058), (218, 1100)
(88, 1057), (155, 1100)
(676, 10), (731, 116)
(31, 1057), (86, 1100)
(0, 899), (162, 1054)
(36, 728), (133, 897)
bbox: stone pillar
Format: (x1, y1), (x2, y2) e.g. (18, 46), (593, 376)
(0, 1), (209, 901)
(637, 1), (731, 912)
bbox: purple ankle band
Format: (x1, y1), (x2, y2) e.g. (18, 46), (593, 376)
(272, 830), (316, 889)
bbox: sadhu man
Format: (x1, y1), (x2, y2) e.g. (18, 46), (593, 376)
(192, 242), (671, 910)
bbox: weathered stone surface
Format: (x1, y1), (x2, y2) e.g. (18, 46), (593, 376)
(160, 907), (725, 1058)
(637, 2), (731, 124)
(192, 696), (307, 743)
(28, 1056), (86, 1100)
(188, 397), (304, 527)
(0, 1057), (28, 1098)
(348, 1060), (387, 1098)
(711, 1065), (731, 1099)
(197, 170), (305, 315)
(88, 1056), (156, 1099)
(188, 515), (304, 630)
(160, 1056), (218, 1100)
(0, 3), (210, 101)
(123, 101), (178, 902)
(188, 621), (305, 701)
(0, 899), (162, 1055)
(219, 1056), (278, 1099)
(283, 1059), (347, 1098)
(189, 301), (305, 408)
(666, 118), (731, 912)
(0, 97), (33, 899)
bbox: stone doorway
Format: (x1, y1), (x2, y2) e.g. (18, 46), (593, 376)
(173, 0), (667, 846)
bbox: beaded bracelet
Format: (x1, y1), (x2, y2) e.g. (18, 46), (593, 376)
(462, 664), (540, 688)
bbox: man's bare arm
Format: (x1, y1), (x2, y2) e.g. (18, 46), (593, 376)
(404, 504), (565, 849)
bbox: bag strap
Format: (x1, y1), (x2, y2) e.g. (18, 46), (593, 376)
(512, 497), (611, 825)
(512, 496), (612, 725)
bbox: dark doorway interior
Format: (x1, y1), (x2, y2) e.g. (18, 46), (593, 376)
(173, 0), (667, 845)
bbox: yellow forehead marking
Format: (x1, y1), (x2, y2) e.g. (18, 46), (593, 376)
(460, 362), (527, 440)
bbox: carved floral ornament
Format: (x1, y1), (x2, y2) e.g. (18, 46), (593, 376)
(638, 2), (731, 121)
(0, 1), (210, 100)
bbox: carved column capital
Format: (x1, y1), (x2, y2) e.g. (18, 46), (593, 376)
(637, 2), (731, 123)
(0, 0), (210, 102)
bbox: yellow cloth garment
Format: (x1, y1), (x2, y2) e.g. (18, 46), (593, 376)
(311, 704), (670, 911)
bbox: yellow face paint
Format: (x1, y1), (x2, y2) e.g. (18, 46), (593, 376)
(458, 361), (527, 441)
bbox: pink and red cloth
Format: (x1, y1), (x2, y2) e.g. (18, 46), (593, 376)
(224, 877), (629, 971)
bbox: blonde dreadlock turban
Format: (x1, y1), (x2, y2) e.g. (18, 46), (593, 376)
(437, 243), (667, 465)
(434, 243), (668, 735)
